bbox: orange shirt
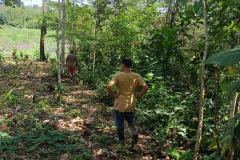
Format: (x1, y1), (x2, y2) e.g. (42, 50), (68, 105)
(66, 54), (77, 67)
(109, 72), (146, 112)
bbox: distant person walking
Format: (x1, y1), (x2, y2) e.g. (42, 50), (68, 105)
(66, 50), (77, 76)
(107, 58), (148, 148)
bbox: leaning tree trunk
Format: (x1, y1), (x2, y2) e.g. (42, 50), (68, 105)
(40, 0), (47, 61)
(193, 0), (209, 159)
(61, 0), (66, 73)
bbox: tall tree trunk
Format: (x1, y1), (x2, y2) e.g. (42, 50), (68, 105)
(233, 94), (240, 160)
(238, 31), (240, 46)
(230, 93), (239, 118)
(61, 0), (66, 73)
(227, 29), (240, 159)
(92, 25), (96, 75)
(213, 71), (221, 156)
(166, 0), (172, 23)
(92, 0), (98, 75)
(226, 92), (239, 160)
(167, 0), (179, 28)
(56, 0), (61, 87)
(40, 0), (47, 61)
(70, 1), (75, 50)
(166, 0), (179, 27)
(193, 0), (208, 159)
(114, 0), (124, 15)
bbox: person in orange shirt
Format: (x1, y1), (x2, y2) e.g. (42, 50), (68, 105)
(107, 58), (148, 147)
(66, 50), (77, 76)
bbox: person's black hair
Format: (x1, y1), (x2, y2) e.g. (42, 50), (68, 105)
(122, 58), (132, 68)
(70, 50), (75, 54)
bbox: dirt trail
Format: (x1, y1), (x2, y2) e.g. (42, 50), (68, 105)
(0, 60), (161, 160)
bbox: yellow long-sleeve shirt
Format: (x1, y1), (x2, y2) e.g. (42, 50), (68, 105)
(108, 72), (146, 112)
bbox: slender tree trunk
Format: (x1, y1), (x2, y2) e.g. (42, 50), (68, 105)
(233, 95), (240, 159)
(56, 0), (61, 87)
(92, 0), (98, 75)
(238, 31), (240, 46)
(61, 0), (66, 73)
(235, 96), (240, 114)
(230, 92), (239, 118)
(228, 26), (240, 160)
(166, 0), (172, 24)
(168, 0), (179, 28)
(40, 0), (47, 61)
(213, 72), (221, 156)
(114, 0), (123, 15)
(93, 27), (96, 74)
(226, 92), (239, 160)
(193, 0), (208, 159)
(70, 1), (75, 50)
(166, 0), (179, 27)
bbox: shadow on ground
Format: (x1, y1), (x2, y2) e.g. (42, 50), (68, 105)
(0, 60), (161, 160)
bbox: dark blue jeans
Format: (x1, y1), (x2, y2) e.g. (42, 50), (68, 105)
(114, 110), (137, 142)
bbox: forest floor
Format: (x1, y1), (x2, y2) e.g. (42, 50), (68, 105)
(0, 60), (165, 160)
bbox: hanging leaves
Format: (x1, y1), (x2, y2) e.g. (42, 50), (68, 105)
(205, 48), (240, 66)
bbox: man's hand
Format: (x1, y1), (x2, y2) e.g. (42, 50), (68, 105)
(137, 84), (148, 99)
(107, 83), (119, 99)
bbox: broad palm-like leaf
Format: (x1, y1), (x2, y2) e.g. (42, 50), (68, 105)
(229, 80), (240, 92)
(205, 48), (240, 66)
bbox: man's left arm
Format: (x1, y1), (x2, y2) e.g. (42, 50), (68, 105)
(66, 55), (69, 66)
(138, 84), (148, 99)
(137, 75), (148, 99)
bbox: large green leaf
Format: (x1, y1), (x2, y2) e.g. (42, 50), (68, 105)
(229, 80), (240, 92)
(205, 48), (240, 66)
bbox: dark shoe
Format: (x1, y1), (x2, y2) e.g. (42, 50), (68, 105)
(131, 134), (138, 145)
(129, 144), (137, 152)
(113, 137), (125, 148)
(117, 129), (125, 141)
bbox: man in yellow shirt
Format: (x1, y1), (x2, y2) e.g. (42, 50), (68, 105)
(107, 58), (148, 147)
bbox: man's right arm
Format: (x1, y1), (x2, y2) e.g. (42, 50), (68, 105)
(107, 74), (119, 99)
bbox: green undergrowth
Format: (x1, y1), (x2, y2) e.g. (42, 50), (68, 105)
(0, 26), (56, 59)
